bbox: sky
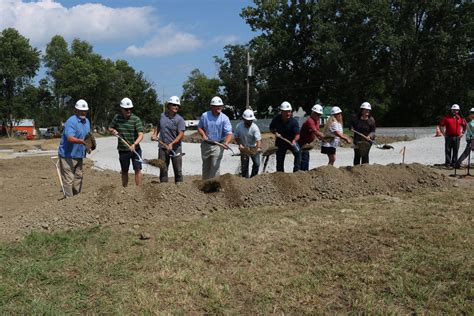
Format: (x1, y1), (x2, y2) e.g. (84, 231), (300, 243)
(0, 0), (256, 101)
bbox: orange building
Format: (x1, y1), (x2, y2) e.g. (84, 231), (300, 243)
(0, 119), (36, 138)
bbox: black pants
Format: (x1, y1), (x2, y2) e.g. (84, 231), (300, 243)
(276, 145), (301, 172)
(158, 147), (183, 183)
(444, 136), (460, 166)
(353, 148), (371, 165)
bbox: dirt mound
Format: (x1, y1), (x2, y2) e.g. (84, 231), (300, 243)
(8, 162), (450, 239)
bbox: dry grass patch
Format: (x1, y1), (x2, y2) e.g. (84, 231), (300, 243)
(0, 188), (472, 314)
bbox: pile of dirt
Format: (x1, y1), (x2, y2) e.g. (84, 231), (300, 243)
(2, 157), (451, 240)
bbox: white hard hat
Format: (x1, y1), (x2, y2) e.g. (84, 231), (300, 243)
(451, 104), (460, 110)
(331, 106), (342, 115)
(311, 104), (323, 114)
(242, 109), (256, 121)
(360, 102), (372, 110)
(210, 96), (224, 106)
(75, 99), (89, 111)
(279, 101), (292, 111)
(120, 97), (133, 109)
(167, 95), (181, 106)
(470, 108), (474, 113)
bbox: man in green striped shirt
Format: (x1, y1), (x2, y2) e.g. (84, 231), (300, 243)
(108, 97), (144, 187)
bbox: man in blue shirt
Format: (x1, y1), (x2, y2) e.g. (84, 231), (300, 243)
(197, 96), (233, 180)
(269, 101), (301, 172)
(58, 99), (91, 197)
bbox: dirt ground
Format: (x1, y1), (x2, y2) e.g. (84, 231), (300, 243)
(0, 153), (463, 241)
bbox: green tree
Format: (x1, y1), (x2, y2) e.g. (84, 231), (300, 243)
(0, 28), (40, 137)
(181, 69), (221, 119)
(240, 0), (474, 126)
(43, 37), (160, 129)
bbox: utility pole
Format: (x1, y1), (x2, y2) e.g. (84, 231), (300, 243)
(162, 88), (165, 113)
(246, 50), (253, 110)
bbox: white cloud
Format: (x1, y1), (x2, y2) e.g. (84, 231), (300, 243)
(125, 25), (203, 57)
(0, 0), (156, 46)
(211, 35), (239, 45)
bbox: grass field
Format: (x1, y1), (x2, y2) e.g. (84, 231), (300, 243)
(1, 187), (472, 314)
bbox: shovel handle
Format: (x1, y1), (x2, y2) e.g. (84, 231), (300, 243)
(351, 129), (372, 142)
(275, 134), (294, 146)
(114, 135), (144, 162)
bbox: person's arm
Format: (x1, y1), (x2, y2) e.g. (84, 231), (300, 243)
(335, 130), (351, 143)
(64, 122), (86, 145)
(168, 131), (185, 151)
(108, 115), (119, 136)
(151, 120), (160, 141)
(130, 118), (144, 151)
(66, 135), (86, 145)
(223, 133), (233, 146)
(291, 119), (300, 144)
(197, 127), (208, 141)
(292, 133), (300, 145)
(197, 114), (208, 141)
(368, 118), (376, 140)
(222, 117), (233, 146)
(314, 130), (325, 139)
(256, 139), (262, 151)
(234, 127), (243, 148)
(333, 123), (351, 143)
(439, 118), (446, 136)
(255, 127), (262, 151)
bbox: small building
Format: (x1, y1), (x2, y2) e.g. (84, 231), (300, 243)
(0, 119), (36, 137)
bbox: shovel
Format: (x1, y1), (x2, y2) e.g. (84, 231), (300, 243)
(114, 134), (144, 162)
(159, 140), (186, 157)
(351, 129), (394, 150)
(275, 133), (300, 152)
(205, 139), (240, 156)
(50, 156), (66, 198)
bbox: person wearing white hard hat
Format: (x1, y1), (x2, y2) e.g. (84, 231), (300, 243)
(235, 109), (262, 178)
(350, 102), (376, 165)
(321, 106), (352, 166)
(151, 96), (186, 183)
(109, 97), (145, 186)
(269, 101), (301, 172)
(197, 96), (233, 180)
(455, 108), (474, 169)
(438, 104), (467, 168)
(57, 99), (92, 197)
(297, 104), (325, 171)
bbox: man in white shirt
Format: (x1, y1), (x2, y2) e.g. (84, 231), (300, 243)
(235, 109), (262, 178)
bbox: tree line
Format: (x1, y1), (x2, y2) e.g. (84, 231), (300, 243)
(183, 0), (473, 126)
(0, 29), (161, 136)
(1, 1), (473, 134)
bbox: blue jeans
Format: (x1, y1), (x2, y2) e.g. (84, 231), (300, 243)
(300, 151), (310, 171)
(241, 152), (261, 178)
(276, 145), (301, 172)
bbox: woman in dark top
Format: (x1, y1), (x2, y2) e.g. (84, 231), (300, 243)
(350, 102), (376, 165)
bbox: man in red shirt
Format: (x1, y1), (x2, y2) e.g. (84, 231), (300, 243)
(439, 104), (467, 167)
(298, 104), (325, 170)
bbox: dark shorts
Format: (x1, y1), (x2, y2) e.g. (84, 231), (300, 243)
(321, 146), (336, 155)
(119, 147), (142, 172)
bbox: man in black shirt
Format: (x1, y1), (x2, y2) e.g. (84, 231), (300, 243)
(269, 101), (301, 172)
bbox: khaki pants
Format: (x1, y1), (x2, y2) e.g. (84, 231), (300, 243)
(59, 157), (84, 197)
(201, 141), (224, 180)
